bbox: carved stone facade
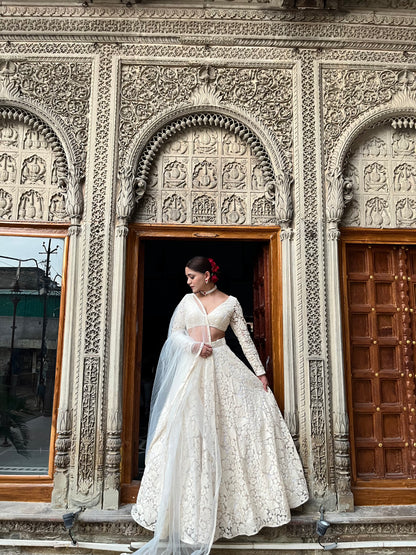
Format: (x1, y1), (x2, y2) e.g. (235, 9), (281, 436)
(1, 1), (416, 553)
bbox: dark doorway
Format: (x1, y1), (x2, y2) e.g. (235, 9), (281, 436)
(136, 239), (267, 479)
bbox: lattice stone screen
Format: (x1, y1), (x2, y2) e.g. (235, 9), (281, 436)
(133, 126), (276, 226)
(342, 124), (416, 229)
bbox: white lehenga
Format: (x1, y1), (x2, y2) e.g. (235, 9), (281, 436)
(131, 293), (308, 555)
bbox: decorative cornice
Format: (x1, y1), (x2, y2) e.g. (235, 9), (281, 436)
(2, 7), (416, 50)
(1, 5), (416, 24)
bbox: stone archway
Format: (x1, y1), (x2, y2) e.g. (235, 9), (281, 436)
(117, 108), (293, 228)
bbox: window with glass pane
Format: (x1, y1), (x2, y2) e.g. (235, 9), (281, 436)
(0, 235), (64, 475)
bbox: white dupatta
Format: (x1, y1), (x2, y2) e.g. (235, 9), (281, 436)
(135, 294), (222, 555)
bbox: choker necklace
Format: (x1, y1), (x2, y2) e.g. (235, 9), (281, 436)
(199, 285), (217, 296)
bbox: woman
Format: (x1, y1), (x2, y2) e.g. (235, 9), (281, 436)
(131, 256), (308, 555)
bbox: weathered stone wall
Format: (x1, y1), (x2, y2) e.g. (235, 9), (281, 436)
(1, 2), (416, 550)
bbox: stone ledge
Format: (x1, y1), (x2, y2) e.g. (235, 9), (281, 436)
(0, 502), (416, 547)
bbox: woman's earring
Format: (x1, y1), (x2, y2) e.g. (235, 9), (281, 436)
(205, 278), (209, 283)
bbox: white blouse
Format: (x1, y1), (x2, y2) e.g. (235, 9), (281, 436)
(171, 293), (266, 376)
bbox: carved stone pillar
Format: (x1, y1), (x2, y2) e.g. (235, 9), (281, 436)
(326, 170), (354, 511)
(103, 220), (129, 509)
(280, 224), (298, 442)
(102, 167), (137, 509)
(52, 220), (82, 508)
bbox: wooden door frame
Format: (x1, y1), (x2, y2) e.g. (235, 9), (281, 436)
(121, 224), (282, 503)
(340, 227), (416, 505)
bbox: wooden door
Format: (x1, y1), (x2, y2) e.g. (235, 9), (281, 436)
(343, 242), (416, 504)
(253, 243), (273, 388)
(121, 225), (282, 503)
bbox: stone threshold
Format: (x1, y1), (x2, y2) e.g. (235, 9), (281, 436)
(0, 501), (415, 524)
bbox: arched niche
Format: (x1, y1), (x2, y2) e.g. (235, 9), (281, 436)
(342, 121), (416, 229)
(326, 92), (416, 231)
(0, 100), (84, 224)
(117, 109), (292, 227)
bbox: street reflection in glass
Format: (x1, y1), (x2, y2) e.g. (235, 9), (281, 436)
(0, 236), (64, 475)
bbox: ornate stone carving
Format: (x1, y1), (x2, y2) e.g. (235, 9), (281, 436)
(323, 68), (416, 165)
(192, 194), (216, 223)
(271, 170), (294, 225)
(54, 409), (72, 471)
(0, 60), (21, 99)
(77, 356), (100, 497)
(18, 189), (44, 220)
(119, 64), (292, 169)
(116, 165), (136, 222)
(0, 187), (12, 218)
(221, 194), (246, 224)
(129, 122), (289, 225)
(333, 411), (351, 498)
(162, 193), (187, 223)
(65, 162), (83, 222)
(339, 124), (416, 229)
(326, 170), (353, 229)
(192, 159), (218, 189)
(104, 410), (122, 492)
(49, 192), (67, 221)
(0, 109), (71, 221)
(309, 359), (329, 497)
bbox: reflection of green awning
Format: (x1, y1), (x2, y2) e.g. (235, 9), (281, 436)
(0, 292), (60, 318)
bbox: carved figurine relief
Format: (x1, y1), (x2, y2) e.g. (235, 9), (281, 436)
(162, 193), (187, 223)
(192, 159), (218, 190)
(0, 153), (16, 184)
(0, 188), (12, 219)
(394, 163), (416, 192)
(364, 162), (387, 192)
(342, 124), (416, 228)
(133, 125), (277, 226)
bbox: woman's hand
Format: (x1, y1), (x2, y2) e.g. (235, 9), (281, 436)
(258, 374), (269, 391)
(200, 343), (213, 359)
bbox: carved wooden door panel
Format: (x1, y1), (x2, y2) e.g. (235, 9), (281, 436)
(253, 244), (273, 387)
(345, 243), (416, 504)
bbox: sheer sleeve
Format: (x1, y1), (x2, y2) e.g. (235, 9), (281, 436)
(169, 296), (203, 355)
(230, 299), (266, 377)
(169, 296), (186, 335)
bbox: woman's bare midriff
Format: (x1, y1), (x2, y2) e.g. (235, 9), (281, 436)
(189, 327), (225, 343)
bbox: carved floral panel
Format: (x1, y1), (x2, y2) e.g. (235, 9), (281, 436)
(11, 60), (92, 150)
(322, 68), (416, 162)
(342, 124), (416, 228)
(134, 126), (275, 225)
(119, 64), (293, 166)
(0, 117), (69, 221)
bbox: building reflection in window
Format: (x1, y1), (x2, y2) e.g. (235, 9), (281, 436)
(0, 236), (64, 476)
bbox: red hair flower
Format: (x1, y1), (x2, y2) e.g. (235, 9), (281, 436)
(208, 258), (219, 283)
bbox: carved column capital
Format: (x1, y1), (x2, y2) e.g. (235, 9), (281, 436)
(326, 169), (353, 224)
(66, 162), (84, 223)
(266, 170), (293, 226)
(116, 165), (137, 223)
(280, 224), (294, 242)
